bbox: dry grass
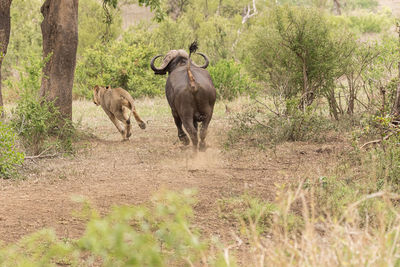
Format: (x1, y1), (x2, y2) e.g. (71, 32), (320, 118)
(218, 183), (400, 266)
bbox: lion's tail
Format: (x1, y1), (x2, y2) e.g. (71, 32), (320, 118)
(124, 94), (146, 130)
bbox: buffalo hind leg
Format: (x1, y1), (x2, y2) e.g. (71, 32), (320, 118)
(182, 119), (198, 151)
(199, 116), (212, 152)
(173, 114), (190, 146)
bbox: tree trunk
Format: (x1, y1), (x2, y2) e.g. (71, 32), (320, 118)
(393, 23), (400, 117)
(216, 0), (222, 15)
(333, 0), (341, 15)
(301, 55), (309, 111)
(327, 89), (339, 120)
(0, 0), (12, 117)
(347, 75), (355, 115)
(394, 61), (400, 117)
(40, 0), (78, 120)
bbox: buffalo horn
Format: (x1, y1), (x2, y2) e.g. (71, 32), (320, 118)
(192, 52), (209, 69)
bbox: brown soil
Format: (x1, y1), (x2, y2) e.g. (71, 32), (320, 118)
(0, 100), (346, 245)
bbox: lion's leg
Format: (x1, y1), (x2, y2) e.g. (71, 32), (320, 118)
(122, 106), (132, 139)
(104, 109), (126, 140)
(131, 106), (146, 129)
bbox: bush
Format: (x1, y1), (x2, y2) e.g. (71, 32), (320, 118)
(241, 6), (354, 106)
(8, 56), (75, 155)
(226, 98), (336, 149)
(209, 59), (256, 100)
(0, 120), (24, 178)
(74, 35), (165, 99)
(10, 94), (72, 155)
(0, 190), (233, 266)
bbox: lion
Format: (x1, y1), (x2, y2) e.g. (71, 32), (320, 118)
(93, 85), (146, 141)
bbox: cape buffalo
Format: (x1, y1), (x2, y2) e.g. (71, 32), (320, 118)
(150, 43), (216, 151)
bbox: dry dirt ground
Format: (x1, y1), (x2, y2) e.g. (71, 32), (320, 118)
(0, 98), (346, 245)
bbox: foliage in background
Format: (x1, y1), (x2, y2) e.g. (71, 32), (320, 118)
(0, 119), (24, 178)
(242, 6), (355, 108)
(209, 60), (255, 100)
(74, 34), (165, 99)
(347, 11), (393, 34)
(274, 0), (379, 11)
(329, 9), (394, 35)
(126, 1), (243, 62)
(78, 0), (122, 55)
(2, 0), (42, 82)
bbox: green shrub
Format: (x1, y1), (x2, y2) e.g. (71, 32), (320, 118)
(0, 229), (77, 266)
(74, 35), (165, 99)
(10, 94), (70, 155)
(0, 190), (232, 266)
(0, 120), (24, 178)
(242, 6), (354, 105)
(8, 55), (75, 155)
(226, 99), (335, 149)
(209, 60), (256, 100)
(77, 190), (209, 266)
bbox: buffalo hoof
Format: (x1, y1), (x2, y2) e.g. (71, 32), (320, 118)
(179, 135), (190, 146)
(139, 122), (146, 129)
(199, 142), (207, 152)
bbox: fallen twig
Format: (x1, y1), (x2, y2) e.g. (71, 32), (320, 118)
(360, 132), (394, 149)
(25, 151), (59, 160)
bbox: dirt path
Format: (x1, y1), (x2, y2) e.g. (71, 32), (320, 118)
(0, 99), (343, 244)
